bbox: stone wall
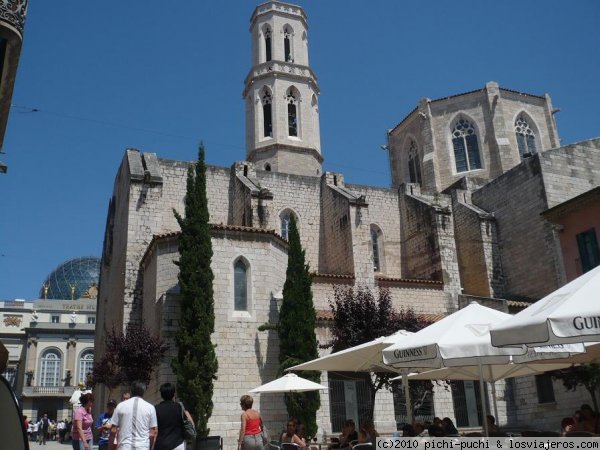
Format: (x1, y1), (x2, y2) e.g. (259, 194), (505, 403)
(347, 184), (403, 279)
(451, 189), (504, 298)
(471, 156), (557, 300)
(320, 175), (354, 275)
(255, 169), (322, 268)
(509, 376), (589, 431)
(540, 138), (600, 208)
(141, 230), (290, 446)
(398, 185), (444, 281)
(388, 83), (558, 193)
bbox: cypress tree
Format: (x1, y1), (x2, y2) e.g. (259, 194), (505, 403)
(172, 143), (218, 437)
(278, 215), (321, 438)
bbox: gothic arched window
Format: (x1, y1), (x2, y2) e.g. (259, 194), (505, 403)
(264, 28), (272, 62)
(407, 139), (422, 184)
(286, 89), (298, 137)
(515, 114), (537, 158)
(40, 349), (62, 387)
(280, 211), (291, 240)
(284, 26), (293, 62)
(262, 89), (273, 138)
(451, 118), (482, 173)
(78, 350), (94, 385)
(234, 259), (248, 311)
(371, 225), (383, 272)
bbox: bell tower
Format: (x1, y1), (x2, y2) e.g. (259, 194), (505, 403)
(244, 1), (323, 177)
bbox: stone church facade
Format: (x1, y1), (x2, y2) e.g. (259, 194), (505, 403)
(95, 1), (600, 444)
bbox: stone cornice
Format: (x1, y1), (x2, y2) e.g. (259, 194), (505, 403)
(250, 1), (308, 31)
(141, 225), (289, 267)
(243, 61), (319, 97)
(248, 143), (324, 165)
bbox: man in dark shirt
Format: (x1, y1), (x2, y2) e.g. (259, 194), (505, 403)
(154, 382), (193, 450)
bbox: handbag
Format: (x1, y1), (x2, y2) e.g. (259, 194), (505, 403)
(259, 418), (270, 446)
(179, 402), (197, 441)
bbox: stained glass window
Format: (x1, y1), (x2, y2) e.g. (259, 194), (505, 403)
(515, 115), (537, 158)
(451, 118), (482, 173)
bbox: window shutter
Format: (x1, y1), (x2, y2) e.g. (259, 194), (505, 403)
(577, 229), (600, 273)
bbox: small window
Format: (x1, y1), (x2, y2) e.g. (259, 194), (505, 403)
(371, 225), (383, 272)
(234, 260), (248, 311)
(515, 115), (537, 159)
(51, 315), (60, 324)
(407, 139), (422, 184)
(264, 28), (272, 62)
(287, 90), (298, 137)
(577, 228), (600, 274)
(535, 374), (555, 404)
(87, 316), (96, 325)
(264, 163), (271, 172)
(262, 89), (273, 138)
(451, 118), (482, 173)
(280, 212), (291, 240)
(284, 27), (293, 62)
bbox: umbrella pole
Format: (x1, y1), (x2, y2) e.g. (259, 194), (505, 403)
(491, 381), (499, 428)
(402, 369), (413, 425)
(478, 362), (490, 437)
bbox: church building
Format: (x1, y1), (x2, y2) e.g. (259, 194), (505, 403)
(95, 1), (600, 445)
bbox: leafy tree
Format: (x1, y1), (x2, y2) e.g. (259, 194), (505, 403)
(324, 286), (431, 421)
(91, 323), (167, 394)
(553, 364), (600, 412)
(277, 216), (321, 438)
(172, 143), (218, 437)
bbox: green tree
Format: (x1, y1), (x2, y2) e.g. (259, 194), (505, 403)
(172, 143), (218, 437)
(325, 286), (431, 421)
(279, 216), (321, 438)
(553, 364), (600, 412)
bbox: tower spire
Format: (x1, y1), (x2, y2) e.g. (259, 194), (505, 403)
(244, 1), (323, 177)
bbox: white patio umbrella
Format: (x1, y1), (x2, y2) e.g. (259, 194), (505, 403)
(288, 330), (417, 422)
(397, 360), (573, 422)
(381, 302), (568, 436)
(249, 373), (329, 393)
(491, 265), (600, 347)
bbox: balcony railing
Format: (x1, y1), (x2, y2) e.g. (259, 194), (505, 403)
(22, 385), (75, 397)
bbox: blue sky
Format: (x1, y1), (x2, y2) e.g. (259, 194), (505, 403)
(1, 0), (599, 299)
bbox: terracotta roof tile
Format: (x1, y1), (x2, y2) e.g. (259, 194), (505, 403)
(141, 224), (287, 265)
(507, 299), (533, 309)
(375, 275), (443, 286)
(315, 309), (445, 324)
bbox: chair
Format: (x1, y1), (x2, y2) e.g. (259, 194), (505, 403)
(349, 440), (358, 447)
(464, 432), (483, 437)
(566, 431), (595, 437)
(520, 431), (540, 437)
(282, 443), (302, 450)
(269, 443), (281, 450)
(352, 444), (373, 450)
(538, 431), (560, 437)
(196, 436), (223, 450)
(489, 432), (508, 437)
